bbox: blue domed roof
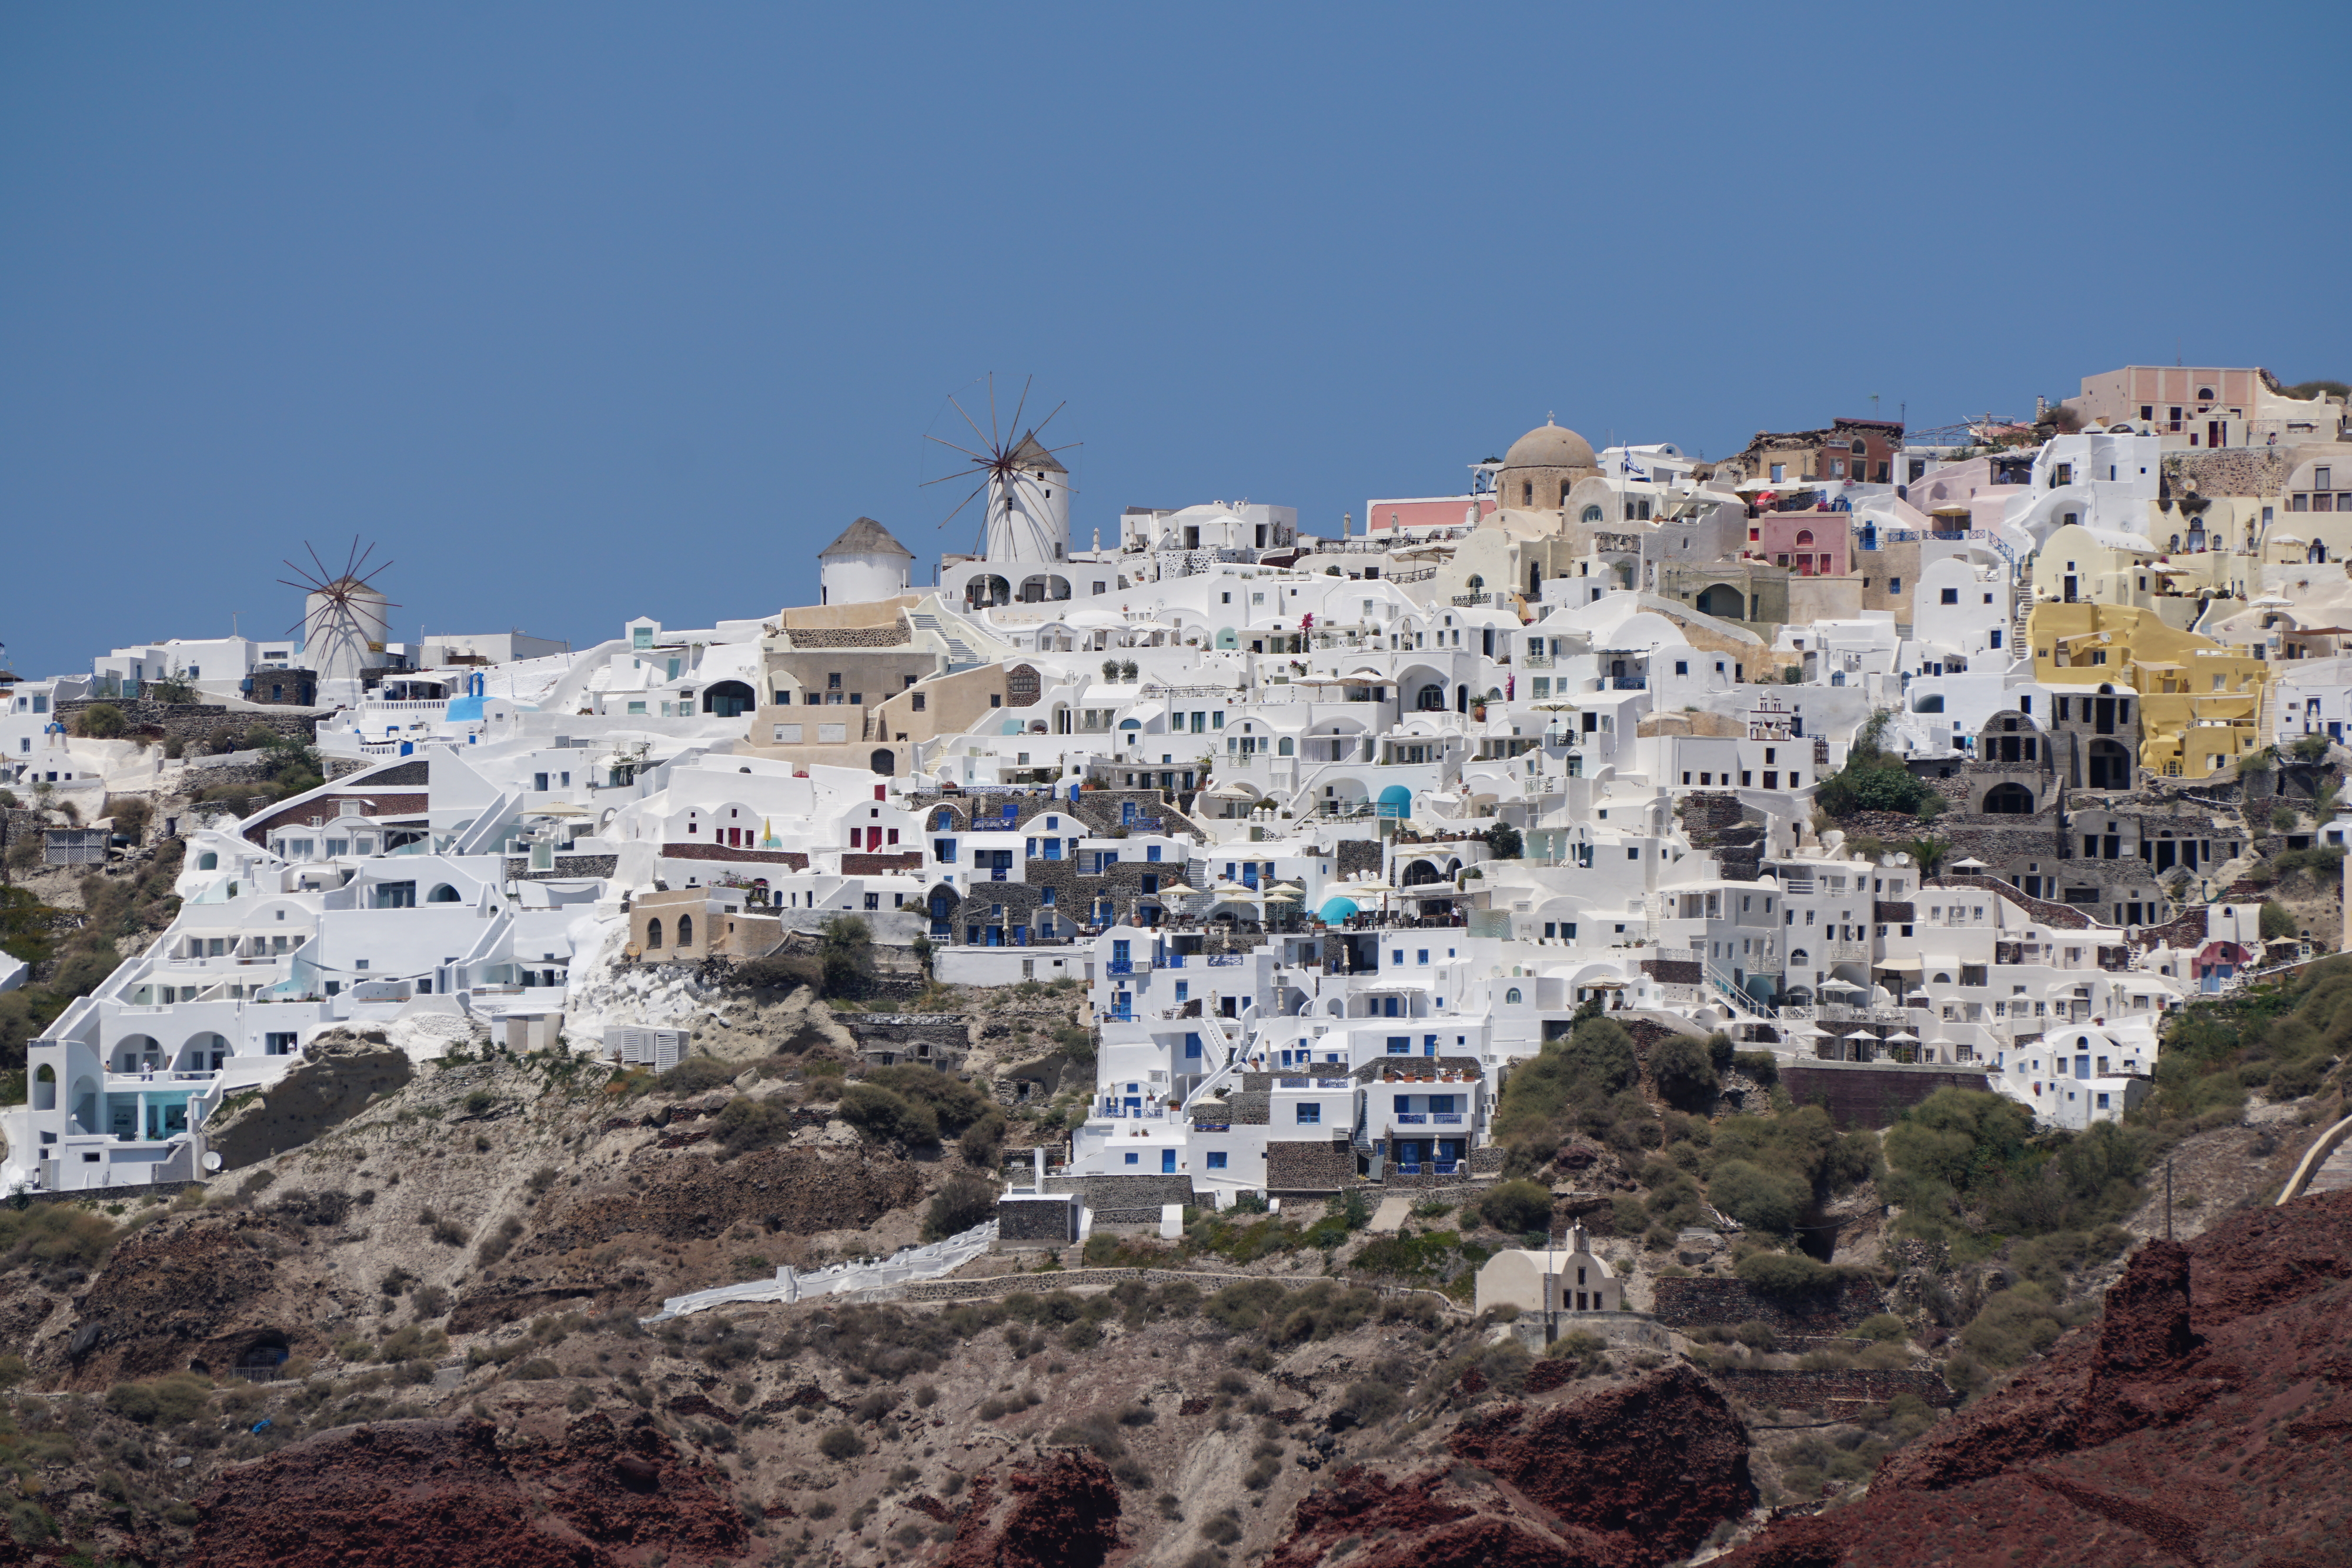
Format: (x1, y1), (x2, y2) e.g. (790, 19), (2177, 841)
(1377, 784), (1414, 819)
(1318, 897), (1360, 923)
(445, 694), (485, 722)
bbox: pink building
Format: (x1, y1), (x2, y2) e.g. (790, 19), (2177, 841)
(1361, 495), (1496, 531)
(1746, 513), (1849, 576)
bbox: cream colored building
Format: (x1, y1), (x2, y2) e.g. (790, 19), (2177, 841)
(1472, 1222), (1623, 1315)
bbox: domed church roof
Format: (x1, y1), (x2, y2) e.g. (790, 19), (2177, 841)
(1503, 419), (1596, 470)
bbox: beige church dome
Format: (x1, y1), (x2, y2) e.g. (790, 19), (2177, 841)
(1504, 419), (1596, 470)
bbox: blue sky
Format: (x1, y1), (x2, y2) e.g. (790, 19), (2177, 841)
(5, 2), (2348, 677)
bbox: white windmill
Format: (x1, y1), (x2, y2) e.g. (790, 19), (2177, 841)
(281, 539), (398, 704)
(924, 376), (1078, 566)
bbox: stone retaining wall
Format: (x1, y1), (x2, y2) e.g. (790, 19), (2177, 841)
(1780, 1064), (1990, 1129)
(893, 1265), (1464, 1316)
(1649, 1275), (1882, 1333)
(1709, 1366), (1957, 1408)
(56, 700), (320, 747)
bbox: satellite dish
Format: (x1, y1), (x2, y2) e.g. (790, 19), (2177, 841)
(202, 1152), (224, 1173)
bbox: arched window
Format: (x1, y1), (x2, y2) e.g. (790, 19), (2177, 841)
(1505, 988), (1522, 1004)
(33, 1065), (55, 1110)
(677, 914), (694, 948)
(645, 918), (663, 949)
(1581, 504), (1603, 523)
(1277, 736), (1294, 755)
(1982, 783), (2035, 814)
(427, 884), (461, 902)
(2197, 386), (2215, 403)
(197, 851), (218, 871)
(1796, 529), (1815, 546)
(1466, 574), (1484, 591)
(1789, 950), (1809, 966)
(1415, 684), (1446, 711)
(1850, 437), (1867, 454)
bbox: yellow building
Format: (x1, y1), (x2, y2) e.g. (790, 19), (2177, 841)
(2029, 601), (2270, 779)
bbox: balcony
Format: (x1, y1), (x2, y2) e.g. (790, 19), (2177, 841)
(1392, 1112), (1428, 1124)
(1609, 676), (1647, 691)
(1431, 1112), (1464, 1124)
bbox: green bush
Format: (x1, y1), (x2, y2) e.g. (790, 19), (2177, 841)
(1493, 1016), (1638, 1144)
(922, 1174), (998, 1240)
(105, 1373), (213, 1426)
(76, 703), (128, 739)
(1708, 1159), (1811, 1233)
(1732, 1250), (1845, 1296)
(1855, 1313), (1909, 1343)
(1730, 1050), (1780, 1086)
(2260, 900), (2299, 941)
(711, 1095), (792, 1156)
(817, 1425), (866, 1460)
(960, 1108), (1008, 1168)
(1649, 1034), (1720, 1110)
(1957, 1282), (2067, 1368)
(1338, 1379), (1402, 1426)
(656, 1055), (737, 1096)
(838, 1083), (940, 1146)
(1478, 1179), (1554, 1236)
(863, 1064), (991, 1137)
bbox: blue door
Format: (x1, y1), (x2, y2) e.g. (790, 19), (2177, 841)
(1161, 1149), (1177, 1174)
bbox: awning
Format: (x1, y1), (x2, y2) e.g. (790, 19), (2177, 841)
(1875, 956), (1924, 969)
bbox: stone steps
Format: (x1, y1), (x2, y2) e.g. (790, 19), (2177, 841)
(2308, 1142), (2352, 1195)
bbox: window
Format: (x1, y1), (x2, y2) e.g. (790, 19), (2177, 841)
(1889, 577), (1902, 595)
(1505, 987), (1522, 1004)
(1206, 1151), (1228, 1169)
(1296, 1103), (1322, 1126)
(1940, 587), (1959, 604)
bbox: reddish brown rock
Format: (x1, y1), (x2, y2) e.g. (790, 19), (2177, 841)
(1720, 1191), (2352, 1568)
(938, 1450), (1122, 1568)
(188, 1413), (747, 1567)
(1447, 1362), (1755, 1564)
(1265, 1365), (1754, 1568)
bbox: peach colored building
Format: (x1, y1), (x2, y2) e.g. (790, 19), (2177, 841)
(1746, 512), (1849, 576)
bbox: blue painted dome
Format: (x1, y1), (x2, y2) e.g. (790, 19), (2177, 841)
(1318, 897), (1360, 923)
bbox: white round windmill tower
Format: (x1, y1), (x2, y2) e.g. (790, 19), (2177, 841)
(282, 540), (398, 707)
(924, 375), (1079, 569)
(987, 431), (1071, 564)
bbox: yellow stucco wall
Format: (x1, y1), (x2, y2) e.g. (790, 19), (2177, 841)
(2029, 602), (2268, 778)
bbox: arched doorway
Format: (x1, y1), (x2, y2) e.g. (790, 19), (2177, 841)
(1696, 584), (1744, 620)
(701, 680), (756, 717)
(1415, 684), (1446, 711)
(1982, 783), (2035, 814)
(2087, 738), (2132, 790)
(869, 748), (896, 775)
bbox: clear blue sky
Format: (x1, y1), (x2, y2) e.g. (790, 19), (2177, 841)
(5, 3), (2348, 677)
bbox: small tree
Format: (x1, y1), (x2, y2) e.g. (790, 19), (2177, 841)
(1484, 821), (1524, 860)
(817, 914), (872, 996)
(1118, 660), (1138, 683)
(146, 668), (198, 706)
(75, 704), (126, 740)
(1102, 659), (1121, 681)
(2260, 901), (2298, 941)
(1649, 1034), (1719, 1111)
(1907, 836), (1952, 883)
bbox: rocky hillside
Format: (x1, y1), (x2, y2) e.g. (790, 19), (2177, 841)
(1716, 1189), (2352, 1568)
(0, 989), (2346, 1566)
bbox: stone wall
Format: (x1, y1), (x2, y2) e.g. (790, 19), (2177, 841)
(1648, 1275), (1882, 1333)
(1042, 1172), (1195, 1209)
(1265, 1138), (1354, 1192)
(1780, 1064), (1990, 1129)
(56, 700), (320, 747)
(502, 854), (621, 881)
(1709, 1366), (1957, 1409)
(2166, 448), (2293, 498)
(996, 1195), (1080, 1244)
(779, 622), (910, 650)
(1337, 840), (1382, 879)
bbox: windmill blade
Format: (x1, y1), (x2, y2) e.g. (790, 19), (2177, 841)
(934, 479), (987, 529)
(919, 466), (990, 490)
(305, 540), (335, 588)
(923, 432), (993, 465)
(987, 373), (1001, 455)
(1002, 376), (1034, 456)
(1022, 399), (1067, 447)
(346, 538), (377, 583)
(948, 393), (993, 453)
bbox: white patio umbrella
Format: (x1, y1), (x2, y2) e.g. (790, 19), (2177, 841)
(1950, 855), (1989, 871)
(1819, 978), (1862, 994)
(1884, 1030), (1922, 1044)
(1845, 1029), (1879, 1041)
(1266, 881), (1306, 896)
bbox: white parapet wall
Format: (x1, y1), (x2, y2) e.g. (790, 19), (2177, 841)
(641, 1219), (1000, 1323)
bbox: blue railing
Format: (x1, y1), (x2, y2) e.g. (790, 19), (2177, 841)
(1163, 954), (1187, 968)
(1107, 959), (1134, 975)
(1207, 954), (1245, 967)
(1394, 1112), (1428, 1124)
(1432, 1112), (1464, 1124)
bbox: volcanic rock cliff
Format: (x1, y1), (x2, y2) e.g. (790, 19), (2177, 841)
(1719, 1189), (2352, 1568)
